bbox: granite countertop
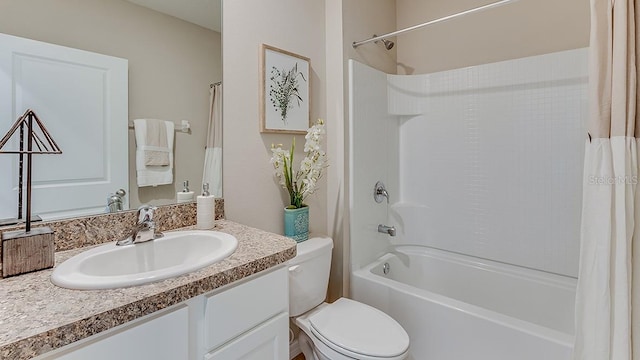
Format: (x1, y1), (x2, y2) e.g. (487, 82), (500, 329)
(0, 220), (297, 359)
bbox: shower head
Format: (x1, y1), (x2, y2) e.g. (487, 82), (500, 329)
(373, 34), (394, 50)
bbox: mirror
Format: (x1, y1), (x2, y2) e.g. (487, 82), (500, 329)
(0, 0), (222, 222)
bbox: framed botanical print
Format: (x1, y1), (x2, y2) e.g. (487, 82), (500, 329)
(260, 44), (310, 134)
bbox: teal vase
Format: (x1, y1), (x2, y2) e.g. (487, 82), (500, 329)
(284, 206), (309, 242)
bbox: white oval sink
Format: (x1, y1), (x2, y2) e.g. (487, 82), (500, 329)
(51, 230), (238, 290)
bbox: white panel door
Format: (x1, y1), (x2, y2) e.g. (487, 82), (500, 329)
(0, 33), (128, 220)
(204, 313), (289, 360)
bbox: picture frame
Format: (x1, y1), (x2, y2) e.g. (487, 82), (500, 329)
(260, 44), (310, 134)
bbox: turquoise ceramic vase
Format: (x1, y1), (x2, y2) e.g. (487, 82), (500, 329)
(284, 206), (309, 242)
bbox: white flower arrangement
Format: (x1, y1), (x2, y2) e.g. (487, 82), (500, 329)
(271, 119), (327, 209)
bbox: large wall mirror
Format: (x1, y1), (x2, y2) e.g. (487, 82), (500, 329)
(0, 0), (222, 223)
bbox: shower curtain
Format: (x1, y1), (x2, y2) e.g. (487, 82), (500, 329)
(203, 83), (222, 198)
(573, 1), (640, 359)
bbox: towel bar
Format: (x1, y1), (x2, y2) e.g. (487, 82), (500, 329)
(128, 120), (191, 133)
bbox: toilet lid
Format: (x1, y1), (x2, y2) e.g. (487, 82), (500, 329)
(309, 298), (409, 358)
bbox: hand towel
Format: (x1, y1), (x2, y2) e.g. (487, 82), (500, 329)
(134, 119), (175, 187)
(143, 119), (170, 166)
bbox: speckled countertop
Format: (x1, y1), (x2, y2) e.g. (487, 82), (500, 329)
(0, 220), (297, 359)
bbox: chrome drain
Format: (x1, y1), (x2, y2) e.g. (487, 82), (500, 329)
(383, 262), (390, 275)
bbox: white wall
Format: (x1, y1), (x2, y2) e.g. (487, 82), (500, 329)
(223, 0), (327, 236)
(348, 60), (399, 271)
(389, 49), (587, 277)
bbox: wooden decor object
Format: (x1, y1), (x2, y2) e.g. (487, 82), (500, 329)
(0, 109), (62, 277)
(2, 227), (55, 277)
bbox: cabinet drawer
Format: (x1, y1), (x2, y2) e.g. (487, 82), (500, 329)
(204, 266), (288, 351)
(204, 312), (289, 360)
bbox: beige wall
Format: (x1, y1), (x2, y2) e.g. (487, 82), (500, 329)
(396, 0), (590, 74)
(325, 0), (346, 302)
(0, 0), (222, 208)
(345, 0), (398, 75)
(222, 0), (396, 302)
(221, 0), (588, 303)
(222, 0), (327, 236)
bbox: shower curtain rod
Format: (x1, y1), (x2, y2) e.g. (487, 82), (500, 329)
(352, 0), (520, 48)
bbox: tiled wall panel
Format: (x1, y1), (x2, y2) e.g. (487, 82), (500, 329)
(389, 48), (587, 277)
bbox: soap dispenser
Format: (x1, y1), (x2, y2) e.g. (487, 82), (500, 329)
(196, 183), (215, 229)
(177, 180), (195, 204)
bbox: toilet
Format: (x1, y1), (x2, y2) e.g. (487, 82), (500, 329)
(289, 236), (410, 360)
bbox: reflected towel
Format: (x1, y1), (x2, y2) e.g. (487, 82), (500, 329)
(143, 119), (170, 166)
(134, 119), (174, 187)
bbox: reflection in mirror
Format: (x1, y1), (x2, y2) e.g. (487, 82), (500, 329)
(0, 0), (222, 223)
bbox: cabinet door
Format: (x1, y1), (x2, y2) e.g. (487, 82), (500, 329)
(38, 305), (189, 360)
(204, 313), (288, 360)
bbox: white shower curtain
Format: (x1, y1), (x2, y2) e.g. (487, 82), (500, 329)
(203, 83), (222, 198)
(573, 1), (640, 359)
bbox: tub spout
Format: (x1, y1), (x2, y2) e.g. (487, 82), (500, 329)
(378, 224), (396, 237)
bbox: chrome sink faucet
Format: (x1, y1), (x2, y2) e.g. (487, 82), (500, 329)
(116, 205), (164, 246)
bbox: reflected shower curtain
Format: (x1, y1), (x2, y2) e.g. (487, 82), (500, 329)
(573, 1), (640, 359)
(203, 83), (222, 198)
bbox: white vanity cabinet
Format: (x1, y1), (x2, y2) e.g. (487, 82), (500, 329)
(202, 266), (289, 359)
(37, 266), (289, 360)
(204, 313), (288, 360)
(38, 305), (190, 360)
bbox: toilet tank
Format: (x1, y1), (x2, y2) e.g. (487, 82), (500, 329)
(288, 236), (333, 317)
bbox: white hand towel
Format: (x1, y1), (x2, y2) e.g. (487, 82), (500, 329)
(143, 120), (170, 166)
(134, 119), (174, 187)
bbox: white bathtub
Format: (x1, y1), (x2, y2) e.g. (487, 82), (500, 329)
(351, 246), (576, 360)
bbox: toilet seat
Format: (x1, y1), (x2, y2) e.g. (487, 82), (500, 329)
(307, 298), (409, 359)
(311, 328), (408, 360)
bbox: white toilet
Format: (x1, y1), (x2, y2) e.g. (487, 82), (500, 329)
(289, 236), (410, 360)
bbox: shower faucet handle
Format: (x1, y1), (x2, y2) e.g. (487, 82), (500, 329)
(374, 181), (389, 203)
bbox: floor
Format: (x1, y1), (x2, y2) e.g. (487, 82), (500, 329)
(293, 353), (305, 360)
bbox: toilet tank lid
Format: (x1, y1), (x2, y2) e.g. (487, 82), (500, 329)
(290, 236), (333, 265)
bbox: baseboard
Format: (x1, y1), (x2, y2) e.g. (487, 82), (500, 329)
(290, 338), (301, 359)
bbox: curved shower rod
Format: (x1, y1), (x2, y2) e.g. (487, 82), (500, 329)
(352, 0), (521, 48)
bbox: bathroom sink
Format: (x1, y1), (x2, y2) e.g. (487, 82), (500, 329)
(51, 230), (238, 290)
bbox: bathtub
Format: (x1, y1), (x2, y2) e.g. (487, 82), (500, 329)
(351, 246), (576, 360)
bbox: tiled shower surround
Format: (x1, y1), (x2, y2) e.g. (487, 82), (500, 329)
(351, 48), (587, 278)
(390, 48), (587, 277)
